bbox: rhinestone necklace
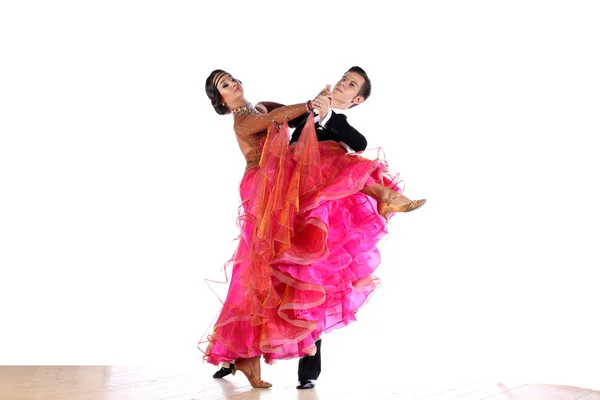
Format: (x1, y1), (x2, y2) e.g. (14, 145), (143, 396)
(231, 103), (260, 116)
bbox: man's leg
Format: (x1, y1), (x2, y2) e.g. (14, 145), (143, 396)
(213, 361), (234, 379)
(297, 339), (321, 389)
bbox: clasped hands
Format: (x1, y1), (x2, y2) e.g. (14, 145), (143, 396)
(309, 85), (332, 116)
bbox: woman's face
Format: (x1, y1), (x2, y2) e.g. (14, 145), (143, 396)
(214, 72), (244, 108)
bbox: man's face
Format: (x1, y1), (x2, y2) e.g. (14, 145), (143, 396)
(332, 71), (365, 107)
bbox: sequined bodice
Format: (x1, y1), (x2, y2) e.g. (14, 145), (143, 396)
(232, 103), (264, 168)
(237, 130), (265, 169)
(232, 102), (310, 170)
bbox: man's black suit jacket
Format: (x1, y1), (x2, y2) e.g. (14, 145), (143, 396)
(289, 111), (367, 152)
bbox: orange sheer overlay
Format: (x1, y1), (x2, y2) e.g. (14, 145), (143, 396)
(199, 114), (402, 364)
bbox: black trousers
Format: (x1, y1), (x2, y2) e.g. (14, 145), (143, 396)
(297, 339), (321, 381)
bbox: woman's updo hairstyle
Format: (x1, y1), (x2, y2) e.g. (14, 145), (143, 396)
(206, 69), (231, 115)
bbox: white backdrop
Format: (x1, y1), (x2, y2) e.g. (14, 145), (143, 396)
(1, 0), (599, 390)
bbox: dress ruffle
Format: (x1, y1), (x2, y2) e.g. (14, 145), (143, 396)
(200, 114), (402, 364)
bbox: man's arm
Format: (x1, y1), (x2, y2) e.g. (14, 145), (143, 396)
(255, 101), (285, 113)
(288, 112), (309, 129)
(289, 115), (309, 144)
(324, 112), (368, 151)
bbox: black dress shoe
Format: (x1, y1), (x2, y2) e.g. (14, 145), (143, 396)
(296, 380), (316, 389)
(213, 365), (234, 379)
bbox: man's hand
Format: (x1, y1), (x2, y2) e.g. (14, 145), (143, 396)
(311, 85), (332, 116)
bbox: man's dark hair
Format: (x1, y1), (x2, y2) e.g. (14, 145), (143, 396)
(347, 66), (371, 101)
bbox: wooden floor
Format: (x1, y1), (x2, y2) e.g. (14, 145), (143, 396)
(1, 364), (599, 400)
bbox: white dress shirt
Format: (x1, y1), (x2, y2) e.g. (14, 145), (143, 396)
(314, 107), (345, 128)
